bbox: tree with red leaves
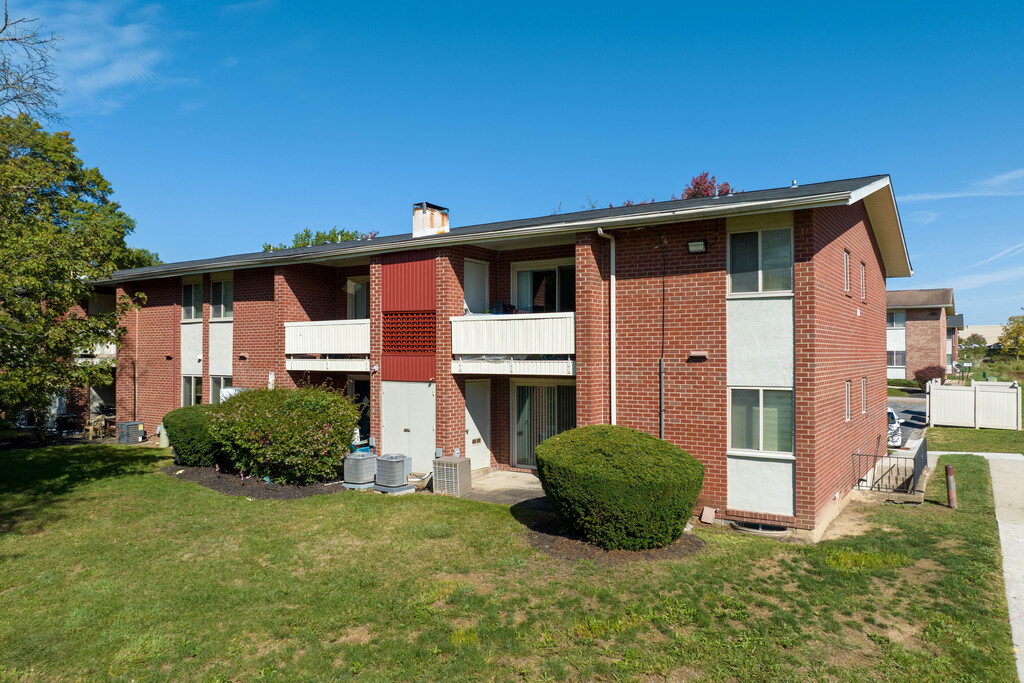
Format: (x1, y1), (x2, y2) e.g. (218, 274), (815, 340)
(680, 172), (733, 199)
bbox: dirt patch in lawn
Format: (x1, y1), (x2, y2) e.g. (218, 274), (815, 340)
(161, 465), (352, 500)
(820, 499), (898, 541)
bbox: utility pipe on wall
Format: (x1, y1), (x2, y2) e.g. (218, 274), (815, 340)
(596, 228), (616, 425)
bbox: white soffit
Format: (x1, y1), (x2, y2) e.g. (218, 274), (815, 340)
(851, 177), (912, 279)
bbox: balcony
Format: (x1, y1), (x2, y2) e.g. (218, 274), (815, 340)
(450, 312), (575, 376)
(284, 319), (371, 373)
(76, 341), (117, 364)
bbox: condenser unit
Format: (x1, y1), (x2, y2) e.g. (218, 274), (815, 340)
(343, 451), (377, 490)
(433, 456), (472, 497)
(374, 454), (414, 494)
(117, 421), (144, 444)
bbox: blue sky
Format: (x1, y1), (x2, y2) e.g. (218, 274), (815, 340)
(26, 0), (1024, 324)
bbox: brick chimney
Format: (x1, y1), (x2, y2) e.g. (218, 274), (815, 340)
(413, 202), (449, 238)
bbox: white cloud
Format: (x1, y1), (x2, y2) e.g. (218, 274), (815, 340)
(27, 0), (168, 115)
(907, 210), (940, 225)
(920, 264), (1024, 292)
(899, 167), (1024, 202)
(964, 240), (1024, 270)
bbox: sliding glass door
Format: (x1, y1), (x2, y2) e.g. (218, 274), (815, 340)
(513, 384), (576, 468)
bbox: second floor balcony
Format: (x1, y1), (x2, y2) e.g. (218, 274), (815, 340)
(284, 319), (371, 373)
(450, 312), (575, 376)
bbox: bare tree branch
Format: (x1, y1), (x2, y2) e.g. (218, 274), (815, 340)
(0, 0), (62, 121)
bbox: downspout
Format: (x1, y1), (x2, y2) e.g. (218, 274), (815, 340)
(596, 228), (616, 425)
(660, 233), (666, 440)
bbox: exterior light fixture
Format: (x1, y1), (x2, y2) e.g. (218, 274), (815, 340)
(687, 239), (707, 254)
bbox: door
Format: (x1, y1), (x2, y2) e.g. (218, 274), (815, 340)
(464, 260), (489, 313)
(513, 384), (576, 468)
(465, 379), (491, 470)
(381, 381), (436, 473)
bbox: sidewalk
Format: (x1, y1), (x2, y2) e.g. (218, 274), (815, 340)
(932, 450), (1024, 681)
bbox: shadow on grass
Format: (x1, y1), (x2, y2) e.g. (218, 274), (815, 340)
(509, 497), (576, 539)
(0, 444), (166, 536)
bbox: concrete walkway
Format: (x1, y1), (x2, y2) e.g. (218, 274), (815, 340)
(463, 470), (548, 507)
(932, 450), (1024, 681)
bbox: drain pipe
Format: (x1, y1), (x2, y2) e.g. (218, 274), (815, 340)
(596, 228), (616, 425)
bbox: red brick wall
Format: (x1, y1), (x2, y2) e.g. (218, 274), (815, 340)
(906, 308), (946, 378)
(793, 203), (888, 530)
(233, 267), (283, 390)
(369, 256), (383, 452)
(575, 233), (610, 426)
(115, 278), (179, 431)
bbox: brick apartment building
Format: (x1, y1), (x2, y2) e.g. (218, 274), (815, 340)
(79, 175), (911, 538)
(885, 288), (958, 380)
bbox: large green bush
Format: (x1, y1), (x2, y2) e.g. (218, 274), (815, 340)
(887, 378), (919, 388)
(163, 404), (222, 467)
(536, 425), (705, 551)
(209, 387), (360, 484)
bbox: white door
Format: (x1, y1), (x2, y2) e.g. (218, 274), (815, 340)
(381, 381), (436, 474)
(465, 379), (491, 470)
(464, 259), (489, 313)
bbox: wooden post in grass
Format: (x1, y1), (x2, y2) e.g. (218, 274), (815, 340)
(946, 465), (958, 509)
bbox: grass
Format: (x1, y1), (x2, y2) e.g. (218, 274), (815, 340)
(0, 444), (1016, 681)
(887, 387), (909, 397)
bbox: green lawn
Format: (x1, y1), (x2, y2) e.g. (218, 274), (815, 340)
(887, 387), (909, 397)
(0, 445), (1015, 681)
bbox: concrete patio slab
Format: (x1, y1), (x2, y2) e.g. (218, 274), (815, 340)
(464, 470), (548, 507)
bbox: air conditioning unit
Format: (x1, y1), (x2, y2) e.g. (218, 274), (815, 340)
(117, 421), (144, 444)
(343, 451), (377, 489)
(374, 454), (414, 494)
(433, 456), (471, 497)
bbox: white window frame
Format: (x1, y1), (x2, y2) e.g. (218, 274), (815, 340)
(726, 228), (795, 297)
(510, 258), (575, 312)
(183, 375), (202, 406)
(346, 276), (370, 320)
(210, 278), (233, 320)
(861, 377), (867, 414)
(887, 350), (907, 367)
(860, 261), (866, 300)
(843, 250), (851, 293)
(210, 375), (232, 405)
(887, 310), (906, 328)
(727, 387), (795, 459)
(845, 381), (851, 422)
(181, 282), (202, 321)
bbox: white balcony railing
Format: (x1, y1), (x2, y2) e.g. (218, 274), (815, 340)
(284, 319), (371, 372)
(450, 312), (575, 375)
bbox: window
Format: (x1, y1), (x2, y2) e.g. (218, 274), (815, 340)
(513, 263), (575, 312)
(887, 350), (907, 367)
(887, 310), (906, 328)
(845, 381), (851, 422)
(860, 262), (866, 300)
(211, 280), (233, 318)
(947, 353), (953, 365)
(729, 388), (793, 454)
(728, 228), (793, 293)
(182, 283), (202, 320)
(514, 383), (576, 468)
(843, 250), (851, 293)
(347, 277), (369, 319)
(861, 377), (867, 414)
(183, 376), (202, 406)
(211, 376), (232, 404)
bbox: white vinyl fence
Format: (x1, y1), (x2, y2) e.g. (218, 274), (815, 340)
(928, 380), (1022, 431)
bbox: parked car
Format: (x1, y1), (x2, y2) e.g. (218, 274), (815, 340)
(887, 407), (904, 447)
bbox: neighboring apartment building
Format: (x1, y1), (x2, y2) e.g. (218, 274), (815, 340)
(79, 175), (911, 538)
(885, 289), (957, 380)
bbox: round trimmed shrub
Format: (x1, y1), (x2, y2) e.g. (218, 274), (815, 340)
(209, 386), (360, 485)
(536, 425), (705, 550)
(163, 404), (222, 467)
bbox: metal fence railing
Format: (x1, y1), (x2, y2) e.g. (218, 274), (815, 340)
(852, 438), (928, 494)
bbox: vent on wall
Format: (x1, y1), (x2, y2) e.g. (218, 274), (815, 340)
(382, 312), (436, 354)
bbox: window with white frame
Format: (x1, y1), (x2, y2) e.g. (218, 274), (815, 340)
(182, 283), (202, 320)
(729, 388), (793, 454)
(861, 377), (867, 414)
(887, 310), (905, 328)
(211, 376), (232, 404)
(728, 228), (793, 294)
(512, 260), (575, 312)
(211, 280), (233, 319)
(347, 277), (370, 319)
(843, 250), (851, 292)
(860, 262), (866, 300)
(887, 350), (907, 367)
(183, 376), (202, 406)
(845, 381), (851, 421)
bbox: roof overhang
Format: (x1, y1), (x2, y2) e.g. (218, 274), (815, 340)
(849, 177), (912, 278)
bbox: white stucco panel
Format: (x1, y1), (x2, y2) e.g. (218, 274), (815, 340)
(180, 322), (203, 375)
(727, 455), (795, 516)
(209, 321), (234, 377)
(886, 328), (905, 352)
(727, 297), (793, 387)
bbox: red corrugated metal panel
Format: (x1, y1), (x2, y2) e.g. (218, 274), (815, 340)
(382, 251), (435, 312)
(381, 354), (435, 382)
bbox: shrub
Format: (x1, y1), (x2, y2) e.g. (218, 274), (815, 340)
(887, 378), (918, 388)
(535, 425), (705, 550)
(162, 404), (222, 467)
(914, 365), (946, 389)
(209, 386), (360, 484)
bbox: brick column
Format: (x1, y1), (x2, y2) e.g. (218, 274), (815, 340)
(369, 256), (384, 453)
(574, 232), (609, 426)
(435, 249), (466, 458)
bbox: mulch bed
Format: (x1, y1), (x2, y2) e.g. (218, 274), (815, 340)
(161, 465), (352, 500)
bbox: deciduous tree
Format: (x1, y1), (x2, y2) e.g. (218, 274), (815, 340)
(262, 226), (378, 251)
(958, 332), (989, 360)
(0, 115), (139, 422)
(999, 315), (1024, 360)
(0, 2), (61, 122)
